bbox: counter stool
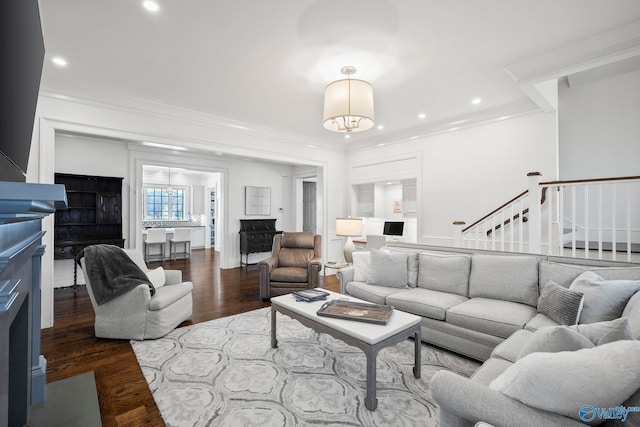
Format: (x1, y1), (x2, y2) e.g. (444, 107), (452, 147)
(144, 228), (166, 262)
(170, 228), (192, 260)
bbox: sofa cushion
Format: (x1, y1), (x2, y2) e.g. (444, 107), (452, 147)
(270, 266), (308, 282)
(352, 251), (371, 282)
(537, 280), (584, 325)
(446, 298), (537, 339)
(569, 271), (640, 324)
(539, 260), (640, 289)
(367, 249), (408, 288)
(491, 329), (534, 363)
(570, 317), (634, 345)
(344, 281), (406, 305)
(518, 326), (594, 359)
(417, 252), (471, 297)
(469, 254), (539, 307)
(386, 288), (468, 321)
(623, 291), (640, 339)
(148, 281), (193, 311)
(524, 313), (559, 332)
(489, 340), (640, 425)
(469, 357), (513, 387)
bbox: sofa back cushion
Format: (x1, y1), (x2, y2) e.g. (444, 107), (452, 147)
(386, 248), (419, 287)
(469, 254), (540, 307)
(352, 251), (371, 282)
(417, 252), (471, 297)
(539, 260), (640, 289)
(278, 247), (315, 268)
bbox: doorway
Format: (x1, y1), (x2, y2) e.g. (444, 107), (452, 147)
(303, 180), (317, 233)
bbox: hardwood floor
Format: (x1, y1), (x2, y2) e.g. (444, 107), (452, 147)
(41, 249), (340, 426)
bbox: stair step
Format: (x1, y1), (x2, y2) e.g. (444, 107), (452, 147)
(562, 241), (640, 253)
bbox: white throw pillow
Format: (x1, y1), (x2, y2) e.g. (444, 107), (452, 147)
(367, 249), (408, 288)
(569, 271), (640, 324)
(352, 251), (370, 282)
(146, 266), (166, 288)
(570, 317), (634, 345)
(490, 340), (640, 425)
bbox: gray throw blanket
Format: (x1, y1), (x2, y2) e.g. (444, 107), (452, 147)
(76, 244), (155, 306)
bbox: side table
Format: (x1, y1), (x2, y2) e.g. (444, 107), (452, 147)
(324, 261), (351, 277)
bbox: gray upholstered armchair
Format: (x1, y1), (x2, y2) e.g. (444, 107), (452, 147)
(79, 248), (193, 340)
(259, 232), (322, 300)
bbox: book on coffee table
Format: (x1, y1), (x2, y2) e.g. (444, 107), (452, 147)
(292, 289), (330, 302)
(316, 300), (393, 325)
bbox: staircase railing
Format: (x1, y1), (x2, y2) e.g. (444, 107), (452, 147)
(454, 172), (640, 261)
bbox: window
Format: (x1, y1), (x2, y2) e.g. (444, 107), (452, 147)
(144, 187), (187, 220)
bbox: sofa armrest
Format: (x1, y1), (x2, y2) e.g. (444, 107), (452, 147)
(431, 371), (585, 427)
(258, 255), (278, 300)
(164, 269), (183, 285)
(336, 267), (354, 294)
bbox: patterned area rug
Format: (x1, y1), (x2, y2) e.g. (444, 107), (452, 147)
(131, 308), (479, 426)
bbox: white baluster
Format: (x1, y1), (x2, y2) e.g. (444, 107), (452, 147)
(598, 184), (603, 259)
(558, 186), (564, 256)
(571, 186), (576, 257)
(584, 185), (589, 259)
(500, 210), (505, 251)
(510, 204), (514, 252)
(547, 186), (553, 255)
(612, 185), (617, 261)
(519, 199), (524, 253)
(627, 183), (632, 262)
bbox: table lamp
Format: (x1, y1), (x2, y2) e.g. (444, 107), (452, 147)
(336, 217), (363, 263)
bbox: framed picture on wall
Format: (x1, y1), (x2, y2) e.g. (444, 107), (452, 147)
(245, 186), (271, 215)
(393, 199), (403, 213)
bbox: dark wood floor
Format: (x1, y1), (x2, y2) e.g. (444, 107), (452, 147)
(41, 249), (340, 427)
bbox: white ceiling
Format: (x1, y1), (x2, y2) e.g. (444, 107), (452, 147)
(39, 1), (640, 147)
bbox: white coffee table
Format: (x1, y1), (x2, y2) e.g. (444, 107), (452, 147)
(270, 289), (422, 410)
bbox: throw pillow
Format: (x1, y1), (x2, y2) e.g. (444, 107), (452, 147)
(569, 271), (640, 324)
(490, 340), (640, 424)
(570, 317), (634, 345)
(352, 251), (370, 282)
(518, 326), (594, 360)
(537, 280), (584, 325)
(146, 266), (166, 289)
(367, 249), (408, 288)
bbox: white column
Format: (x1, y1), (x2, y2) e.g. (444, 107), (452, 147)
(453, 221), (466, 247)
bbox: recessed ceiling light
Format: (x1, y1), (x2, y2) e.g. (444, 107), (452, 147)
(143, 1), (160, 12)
(409, 136), (419, 140)
(305, 144), (316, 148)
(377, 125), (384, 130)
(215, 151), (223, 156)
(418, 113), (426, 119)
(471, 97), (482, 105)
(498, 116), (509, 120)
(344, 134), (351, 139)
(52, 56), (67, 67)
(376, 143), (385, 147)
(142, 141), (187, 151)
(449, 127), (459, 131)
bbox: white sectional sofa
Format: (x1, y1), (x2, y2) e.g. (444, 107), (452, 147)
(336, 243), (640, 426)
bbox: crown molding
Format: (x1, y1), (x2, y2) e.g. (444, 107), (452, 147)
(38, 78), (347, 153)
(345, 99), (539, 153)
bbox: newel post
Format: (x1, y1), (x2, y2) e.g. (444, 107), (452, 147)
(453, 221), (466, 247)
(527, 172), (542, 254)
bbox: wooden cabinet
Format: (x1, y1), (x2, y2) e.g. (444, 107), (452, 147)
(54, 173), (124, 260)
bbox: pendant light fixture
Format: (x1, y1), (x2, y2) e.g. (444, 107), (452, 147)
(323, 66), (375, 133)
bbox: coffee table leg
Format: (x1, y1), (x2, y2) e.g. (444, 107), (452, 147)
(270, 306), (278, 348)
(365, 347), (378, 410)
(413, 328), (421, 378)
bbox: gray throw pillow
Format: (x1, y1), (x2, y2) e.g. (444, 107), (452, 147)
(569, 271), (640, 324)
(570, 317), (634, 345)
(518, 326), (594, 360)
(367, 249), (408, 288)
(537, 280), (584, 325)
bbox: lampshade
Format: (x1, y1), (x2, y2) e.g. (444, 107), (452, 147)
(336, 218), (362, 237)
(323, 66), (374, 133)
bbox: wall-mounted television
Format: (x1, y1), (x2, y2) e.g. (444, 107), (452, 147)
(383, 221), (404, 236)
(0, 0), (45, 182)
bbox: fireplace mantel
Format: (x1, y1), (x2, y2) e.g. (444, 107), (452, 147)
(0, 182), (66, 427)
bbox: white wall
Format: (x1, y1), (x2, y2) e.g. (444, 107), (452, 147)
(347, 112), (558, 246)
(559, 68), (640, 179)
(30, 91), (348, 328)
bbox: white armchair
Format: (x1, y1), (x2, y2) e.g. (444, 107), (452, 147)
(79, 248), (193, 340)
